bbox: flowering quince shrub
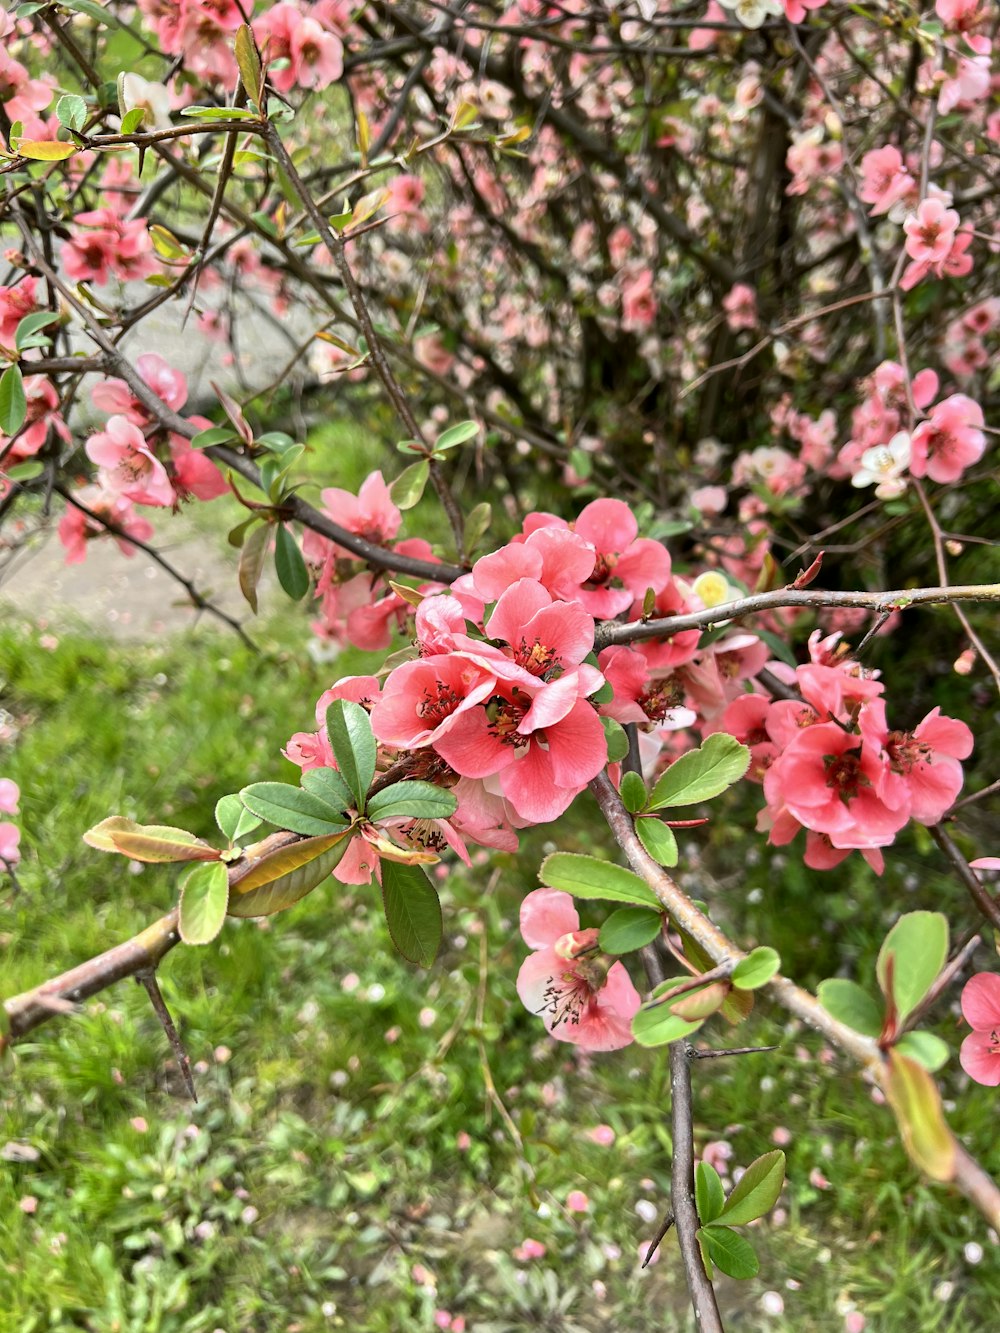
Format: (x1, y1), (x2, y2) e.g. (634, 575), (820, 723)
(0, 0), (999, 1319)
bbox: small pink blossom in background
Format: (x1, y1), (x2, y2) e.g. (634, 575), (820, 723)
(722, 283), (757, 332)
(844, 1313), (866, 1333)
(959, 973), (1000, 1086)
(384, 1026), (401, 1044)
(19, 1195), (37, 1214)
(690, 485), (728, 517)
(213, 1045), (231, 1064)
(566, 1189), (590, 1213)
(970, 857), (1000, 871)
(418, 1007), (437, 1028)
(0, 823), (21, 866)
(0, 779), (18, 815)
(130, 1117), (148, 1134)
(771, 1126), (792, 1147)
(411, 1262), (434, 1286)
(456, 1131), (472, 1152)
(904, 198), (959, 264)
(586, 1124), (616, 1147)
(809, 1167), (831, 1190)
(513, 1237), (547, 1261)
(760, 1290), (785, 1316)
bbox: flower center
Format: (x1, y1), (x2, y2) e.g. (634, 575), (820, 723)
(417, 682), (462, 726)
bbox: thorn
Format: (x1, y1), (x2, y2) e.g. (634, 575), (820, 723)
(643, 1209), (674, 1267)
(136, 969), (197, 1102)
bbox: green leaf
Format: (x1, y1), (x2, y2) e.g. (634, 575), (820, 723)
(3, 460), (43, 482)
(239, 782), (348, 837)
(234, 23), (263, 105)
(731, 946), (780, 991)
(228, 830), (351, 918)
(178, 861), (229, 945)
(620, 771), (647, 814)
(238, 521), (269, 614)
(463, 501), (492, 556)
(215, 793), (261, 843)
(695, 1161), (726, 1226)
(390, 458), (429, 510)
(635, 817), (678, 867)
(433, 419), (479, 453)
(540, 852), (661, 910)
(367, 781), (458, 822)
(120, 107), (145, 134)
(647, 733), (750, 810)
(876, 911), (949, 1023)
(718, 1150), (785, 1225)
(56, 93), (87, 132)
(381, 859), (442, 968)
(190, 425), (237, 450)
(274, 524), (310, 600)
(255, 431), (298, 454)
(14, 310), (59, 352)
(631, 1005), (703, 1048)
(598, 906), (662, 955)
(180, 105), (260, 122)
(895, 1030), (950, 1073)
(326, 699), (376, 812)
(300, 766), (355, 814)
(0, 365), (27, 437)
(83, 817), (219, 864)
(698, 1226), (759, 1280)
(816, 979), (883, 1038)
(63, 0), (125, 26)
(601, 716), (629, 763)
(884, 1048), (956, 1182)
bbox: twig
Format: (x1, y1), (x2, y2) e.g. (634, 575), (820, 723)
(929, 825), (1000, 933)
(136, 968), (197, 1102)
(670, 1041), (724, 1332)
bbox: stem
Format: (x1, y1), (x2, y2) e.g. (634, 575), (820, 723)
(670, 1042), (725, 1333)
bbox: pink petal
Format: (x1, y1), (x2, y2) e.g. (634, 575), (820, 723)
(502, 743), (578, 823)
(961, 973), (1000, 1029)
(545, 700), (610, 788)
(486, 578), (552, 645)
(520, 888), (579, 948)
(574, 498), (637, 553)
(959, 1030), (1000, 1087)
(433, 708), (515, 779)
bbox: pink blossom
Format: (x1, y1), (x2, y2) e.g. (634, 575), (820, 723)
(904, 198), (958, 265)
(0, 822), (20, 866)
(970, 857), (1000, 871)
(621, 269), (657, 332)
(722, 283), (757, 332)
(858, 146), (916, 216)
(0, 779), (18, 815)
(586, 1124), (616, 1147)
(371, 655), (498, 750)
(860, 702), (972, 822)
(63, 209), (156, 285)
(516, 888), (640, 1049)
(169, 438), (228, 502)
(937, 55), (991, 114)
(319, 471), (402, 549)
(909, 394), (986, 484)
(597, 646), (695, 731)
(0, 277), (40, 347)
(959, 973), (1000, 1086)
(85, 415), (175, 507)
(57, 485), (155, 564)
(513, 1237), (547, 1261)
(566, 1190), (591, 1212)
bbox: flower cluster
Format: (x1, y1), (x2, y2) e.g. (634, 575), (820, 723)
(0, 778), (20, 870)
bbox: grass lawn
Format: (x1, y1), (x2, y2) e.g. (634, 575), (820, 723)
(0, 587), (997, 1330)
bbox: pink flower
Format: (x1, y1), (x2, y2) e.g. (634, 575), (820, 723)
(57, 485), (155, 564)
(970, 857), (1000, 871)
(722, 283), (757, 332)
(909, 394), (986, 484)
(316, 471), (401, 554)
(371, 655), (499, 751)
(516, 888), (641, 1050)
(858, 146), (916, 216)
(85, 415), (175, 507)
(289, 15), (344, 89)
(169, 438), (228, 502)
(597, 646), (695, 731)
(0, 822), (20, 866)
(63, 209), (156, 285)
(904, 198), (959, 265)
(513, 1238), (547, 1261)
(586, 1125), (616, 1147)
(432, 652), (607, 824)
(0, 277), (40, 347)
(0, 779), (18, 815)
(621, 269), (657, 332)
(959, 973), (1000, 1086)
(860, 702), (972, 822)
(566, 1190), (591, 1212)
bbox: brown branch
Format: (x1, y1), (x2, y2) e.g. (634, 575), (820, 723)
(594, 584), (1000, 649)
(929, 825), (1000, 933)
(670, 1041), (725, 1332)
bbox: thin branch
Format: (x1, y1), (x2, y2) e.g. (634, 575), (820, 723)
(670, 1042), (724, 1332)
(929, 825), (1000, 933)
(136, 968), (197, 1101)
(594, 584), (1000, 649)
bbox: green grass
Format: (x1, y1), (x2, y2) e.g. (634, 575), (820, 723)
(0, 609), (997, 1331)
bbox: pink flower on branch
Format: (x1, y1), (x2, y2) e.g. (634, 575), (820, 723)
(959, 973), (1000, 1086)
(516, 888), (641, 1050)
(908, 394), (986, 484)
(85, 415), (175, 508)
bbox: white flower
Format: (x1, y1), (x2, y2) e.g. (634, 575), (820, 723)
(119, 74), (172, 132)
(851, 432), (912, 499)
(718, 0), (784, 28)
